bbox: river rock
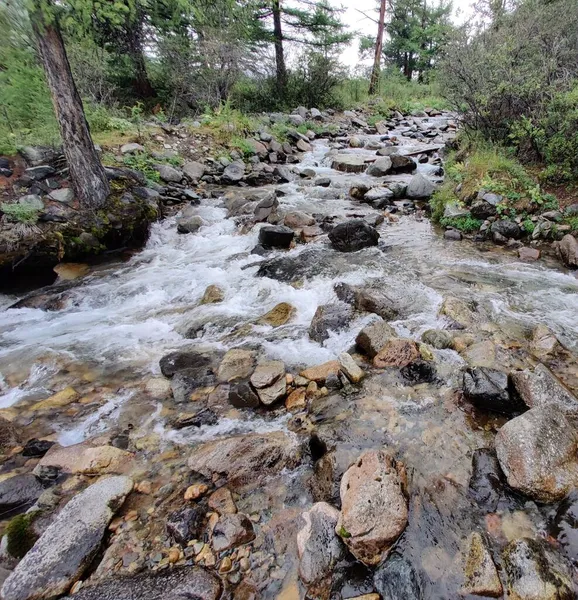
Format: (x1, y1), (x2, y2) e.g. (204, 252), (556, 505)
(258, 225), (294, 249)
(61, 567), (221, 600)
(257, 302), (295, 326)
(120, 142), (145, 154)
(503, 538), (574, 600)
(400, 359), (437, 384)
(421, 329), (453, 350)
(201, 285), (224, 304)
(188, 432), (300, 486)
(167, 506), (205, 545)
(461, 532), (503, 597)
(250, 360), (284, 388)
(355, 318), (396, 358)
(338, 352), (364, 383)
(212, 513), (255, 551)
(300, 361), (340, 383)
(495, 406), (578, 502)
(471, 200), (497, 220)
(309, 304), (354, 343)
(0, 417), (20, 450)
(1, 476), (133, 600)
(439, 297), (476, 328)
(284, 211), (315, 228)
(208, 487), (237, 515)
(468, 448), (513, 513)
(462, 367), (521, 414)
(363, 187), (394, 207)
(171, 368), (215, 403)
(157, 164), (183, 183)
(297, 502), (346, 586)
(390, 155), (415, 173)
(331, 154), (366, 173)
(353, 287), (399, 320)
(510, 364), (578, 412)
(217, 349), (256, 382)
(182, 160), (205, 181)
(491, 220), (521, 240)
(228, 379), (260, 408)
(329, 220), (379, 252)
(366, 157), (392, 177)
(336, 450), (408, 565)
(222, 161), (245, 183)
(0, 473), (45, 515)
(296, 139), (312, 152)
(160, 351), (213, 378)
(406, 173), (437, 199)
(554, 234), (578, 268)
(254, 193), (279, 221)
(374, 554), (421, 600)
(177, 215), (204, 234)
(256, 247), (328, 282)
(256, 377), (286, 406)
(531, 324), (559, 357)
(373, 339), (420, 368)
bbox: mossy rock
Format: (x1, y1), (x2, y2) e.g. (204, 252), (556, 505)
(5, 512), (39, 559)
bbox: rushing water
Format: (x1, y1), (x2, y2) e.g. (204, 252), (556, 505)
(1, 128), (578, 597)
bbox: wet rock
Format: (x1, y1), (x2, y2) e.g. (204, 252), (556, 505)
(552, 490), (578, 561)
(297, 502), (346, 586)
(173, 408), (218, 428)
(157, 164), (183, 183)
(296, 139), (312, 152)
(554, 234), (578, 268)
(439, 297), (476, 328)
(228, 379), (260, 409)
(517, 246), (540, 261)
(491, 220), (521, 240)
(256, 247), (328, 282)
(28, 386), (79, 412)
(309, 303), (354, 343)
(374, 554), (421, 600)
(530, 324), (559, 358)
(510, 364), (578, 412)
(286, 388), (307, 412)
(217, 349), (256, 382)
(356, 318), (396, 358)
(251, 361), (286, 405)
(22, 439), (54, 458)
(462, 367), (521, 414)
(62, 567), (221, 600)
(463, 340), (497, 368)
(201, 284), (224, 304)
(300, 360), (341, 383)
(0, 473), (45, 515)
(253, 194), (279, 222)
(222, 161), (245, 183)
(160, 351), (213, 378)
(503, 538), (574, 600)
(311, 446), (360, 507)
(177, 215), (204, 234)
(468, 448), (512, 512)
(421, 329), (453, 350)
(36, 442), (133, 476)
(353, 287), (400, 320)
(170, 367), (215, 403)
(120, 142), (145, 154)
(461, 532), (502, 597)
(258, 225), (294, 249)
(444, 229), (462, 241)
(188, 432), (300, 486)
(406, 173), (436, 199)
(495, 406), (578, 502)
(212, 513), (255, 551)
(336, 450), (408, 565)
(1, 476), (133, 600)
(0, 417), (20, 451)
(167, 506), (205, 545)
(284, 211), (315, 228)
(366, 157), (392, 177)
(338, 352), (364, 383)
(400, 359), (436, 384)
(257, 302), (295, 326)
(331, 154), (366, 173)
(363, 187), (394, 208)
(390, 155), (415, 173)
(373, 339), (420, 368)
(329, 219), (380, 252)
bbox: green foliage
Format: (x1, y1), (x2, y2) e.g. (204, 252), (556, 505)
(430, 181), (459, 223)
(440, 215), (482, 232)
(120, 151), (173, 183)
(522, 219), (535, 234)
(1, 203), (41, 224)
(5, 513), (38, 559)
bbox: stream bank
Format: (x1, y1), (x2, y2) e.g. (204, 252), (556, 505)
(0, 107), (577, 600)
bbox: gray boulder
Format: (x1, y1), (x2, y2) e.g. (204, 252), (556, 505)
(421, 329), (453, 350)
(0, 473), (45, 515)
(366, 157), (392, 177)
(18, 194), (44, 210)
(490, 220), (521, 240)
(554, 234), (578, 268)
(1, 476), (133, 600)
(355, 318), (396, 358)
(157, 164), (183, 183)
(49, 188), (74, 204)
(120, 142), (145, 155)
(177, 215), (204, 234)
(309, 303), (354, 343)
(222, 161), (245, 183)
(258, 225), (294, 249)
(510, 364), (578, 412)
(182, 161), (205, 181)
(328, 219), (379, 252)
(406, 173), (437, 199)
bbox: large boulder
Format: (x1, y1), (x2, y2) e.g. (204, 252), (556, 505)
(62, 567), (221, 600)
(355, 318), (397, 358)
(309, 304), (354, 343)
(188, 432), (300, 487)
(157, 164), (183, 183)
(297, 502), (346, 586)
(366, 157), (392, 177)
(331, 154), (366, 173)
(217, 348), (256, 382)
(502, 538), (574, 600)
(1, 476), (133, 600)
(406, 173), (437, 199)
(0, 474), (45, 515)
(495, 406), (578, 502)
(256, 247), (329, 282)
(351, 287), (400, 320)
(182, 160), (205, 181)
(328, 220), (379, 252)
(390, 155), (415, 173)
(462, 367), (522, 415)
(554, 234), (578, 268)
(510, 364), (578, 412)
(258, 225), (294, 249)
(490, 220), (521, 240)
(222, 161), (245, 183)
(336, 450), (408, 565)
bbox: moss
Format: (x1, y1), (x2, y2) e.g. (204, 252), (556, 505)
(5, 512), (38, 559)
(337, 525), (351, 538)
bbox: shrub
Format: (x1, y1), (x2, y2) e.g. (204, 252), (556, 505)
(1, 203), (40, 224)
(439, 215), (482, 232)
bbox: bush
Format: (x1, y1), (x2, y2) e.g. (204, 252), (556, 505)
(439, 215), (482, 232)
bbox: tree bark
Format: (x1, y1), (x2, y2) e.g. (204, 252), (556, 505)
(31, 6), (110, 210)
(368, 0), (386, 96)
(272, 0), (287, 95)
(125, 14), (156, 99)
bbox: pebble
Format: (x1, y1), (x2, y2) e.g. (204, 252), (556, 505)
(239, 557), (251, 572)
(219, 557), (233, 572)
(168, 548), (180, 563)
(184, 483), (209, 501)
(137, 480), (152, 494)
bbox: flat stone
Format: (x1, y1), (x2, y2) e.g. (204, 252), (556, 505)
(61, 567), (221, 600)
(336, 450), (408, 565)
(440, 297), (475, 328)
(284, 211), (315, 228)
(373, 339), (420, 368)
(212, 513), (255, 552)
(257, 302), (295, 326)
(159, 351), (213, 378)
(36, 442), (134, 475)
(331, 154), (366, 173)
(2, 476), (133, 600)
(463, 340), (497, 367)
(29, 387), (79, 411)
(49, 188), (74, 204)
(53, 263), (89, 281)
(510, 364), (578, 412)
(256, 376), (287, 406)
(286, 388), (307, 412)
(338, 352), (364, 383)
(356, 318), (397, 358)
(460, 532), (503, 597)
(531, 324), (559, 358)
(217, 349), (256, 382)
(297, 502), (346, 585)
(300, 361), (341, 383)
(518, 247), (540, 261)
(251, 360), (285, 389)
(188, 432), (300, 487)
(259, 225), (294, 249)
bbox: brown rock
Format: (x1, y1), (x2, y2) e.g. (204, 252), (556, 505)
(53, 263), (90, 281)
(531, 324), (560, 358)
(212, 513), (255, 552)
(201, 285), (225, 304)
(286, 388), (307, 412)
(250, 361), (285, 389)
(554, 234), (578, 268)
(185, 483), (209, 501)
(208, 487), (237, 515)
(257, 303), (295, 326)
(517, 247), (540, 261)
(300, 361), (340, 383)
(217, 349), (256, 382)
(460, 532), (503, 597)
(29, 387), (79, 411)
(373, 339), (420, 368)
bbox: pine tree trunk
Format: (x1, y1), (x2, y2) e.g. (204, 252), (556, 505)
(126, 16), (155, 99)
(272, 0), (287, 95)
(368, 0), (386, 96)
(31, 6), (110, 210)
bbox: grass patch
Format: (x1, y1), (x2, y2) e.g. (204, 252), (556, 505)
(1, 203), (40, 224)
(439, 215), (482, 232)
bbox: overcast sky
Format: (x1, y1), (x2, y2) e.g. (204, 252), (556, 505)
(338, 0), (476, 67)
